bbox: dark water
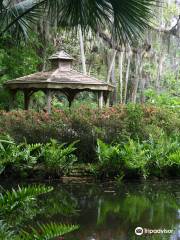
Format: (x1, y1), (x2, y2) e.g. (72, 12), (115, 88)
(34, 180), (180, 240)
(1, 180), (180, 240)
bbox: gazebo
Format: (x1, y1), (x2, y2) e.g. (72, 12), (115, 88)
(4, 50), (114, 113)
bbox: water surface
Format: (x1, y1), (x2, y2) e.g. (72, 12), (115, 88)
(35, 180), (180, 240)
(1, 180), (180, 240)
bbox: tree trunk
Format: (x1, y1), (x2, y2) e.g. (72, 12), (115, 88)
(107, 49), (117, 83)
(124, 52), (131, 104)
(140, 76), (146, 104)
(111, 59), (117, 104)
(36, 18), (50, 71)
(156, 54), (164, 93)
(79, 26), (87, 75)
(131, 52), (143, 103)
(118, 51), (124, 104)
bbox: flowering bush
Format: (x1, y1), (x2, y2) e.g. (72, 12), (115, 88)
(0, 104), (179, 162)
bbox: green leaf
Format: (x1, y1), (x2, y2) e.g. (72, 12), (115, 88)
(18, 223), (79, 240)
(0, 185), (53, 212)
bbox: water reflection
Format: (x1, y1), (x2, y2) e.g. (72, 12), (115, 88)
(35, 181), (180, 240)
(170, 225), (180, 240)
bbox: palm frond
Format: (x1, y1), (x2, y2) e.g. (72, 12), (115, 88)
(111, 0), (156, 43)
(46, 0), (157, 44)
(0, 0), (157, 43)
(0, 0), (45, 40)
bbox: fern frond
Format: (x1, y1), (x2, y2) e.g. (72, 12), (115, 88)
(19, 223), (79, 240)
(0, 220), (14, 240)
(0, 185), (53, 212)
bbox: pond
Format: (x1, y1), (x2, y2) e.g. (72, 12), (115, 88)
(1, 180), (180, 240)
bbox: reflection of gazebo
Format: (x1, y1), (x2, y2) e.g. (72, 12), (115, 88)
(4, 51), (114, 113)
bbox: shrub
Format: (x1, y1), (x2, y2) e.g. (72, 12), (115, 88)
(93, 139), (124, 178)
(95, 136), (180, 180)
(0, 104), (179, 163)
(0, 135), (43, 177)
(43, 139), (78, 176)
(0, 136), (78, 178)
(121, 139), (149, 179)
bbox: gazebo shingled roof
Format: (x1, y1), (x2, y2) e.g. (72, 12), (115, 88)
(4, 50), (115, 112)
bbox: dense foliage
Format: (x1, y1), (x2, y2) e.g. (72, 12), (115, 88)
(0, 0), (156, 43)
(0, 136), (78, 178)
(0, 105), (179, 180)
(0, 0), (179, 182)
(93, 136), (180, 179)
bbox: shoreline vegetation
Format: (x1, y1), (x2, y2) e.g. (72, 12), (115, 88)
(0, 104), (179, 182)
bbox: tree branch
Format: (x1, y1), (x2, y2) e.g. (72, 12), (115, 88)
(151, 15), (180, 38)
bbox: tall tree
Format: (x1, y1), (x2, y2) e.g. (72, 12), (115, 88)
(79, 25), (87, 75)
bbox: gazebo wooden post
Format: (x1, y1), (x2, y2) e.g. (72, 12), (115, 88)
(24, 90), (31, 110)
(103, 91), (110, 107)
(9, 90), (17, 110)
(46, 89), (52, 114)
(64, 90), (78, 108)
(68, 96), (74, 108)
(98, 91), (104, 109)
(106, 96), (110, 107)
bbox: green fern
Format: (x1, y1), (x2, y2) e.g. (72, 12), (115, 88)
(0, 185), (79, 240)
(0, 185), (53, 212)
(95, 139), (123, 177)
(18, 223), (79, 240)
(44, 140), (79, 175)
(0, 220), (14, 239)
(0, 136), (43, 176)
(0, 222), (79, 240)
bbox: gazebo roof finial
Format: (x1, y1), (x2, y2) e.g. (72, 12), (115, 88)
(49, 50), (74, 61)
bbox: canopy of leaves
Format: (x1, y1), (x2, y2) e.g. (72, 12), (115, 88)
(0, 0), (156, 43)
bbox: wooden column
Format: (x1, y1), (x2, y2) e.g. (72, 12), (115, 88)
(67, 93), (77, 108)
(98, 91), (104, 109)
(9, 90), (17, 110)
(103, 92), (110, 107)
(63, 90), (78, 108)
(46, 90), (52, 114)
(24, 91), (31, 110)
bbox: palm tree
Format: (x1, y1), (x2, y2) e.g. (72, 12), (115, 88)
(0, 0), (156, 43)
